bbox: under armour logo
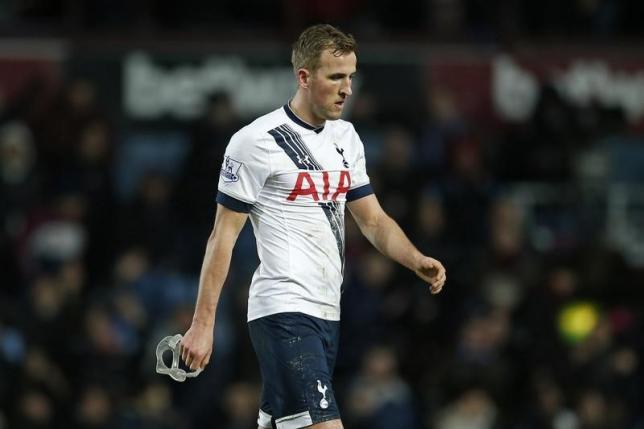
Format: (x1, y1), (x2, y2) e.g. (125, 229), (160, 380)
(335, 145), (349, 168)
(296, 154), (311, 166)
(317, 380), (329, 409)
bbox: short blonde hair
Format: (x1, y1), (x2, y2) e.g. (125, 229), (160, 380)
(291, 24), (357, 72)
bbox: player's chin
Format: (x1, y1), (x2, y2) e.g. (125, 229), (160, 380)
(328, 104), (345, 117)
(325, 110), (343, 120)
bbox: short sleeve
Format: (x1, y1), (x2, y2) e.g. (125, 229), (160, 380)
(217, 129), (270, 212)
(347, 126), (373, 202)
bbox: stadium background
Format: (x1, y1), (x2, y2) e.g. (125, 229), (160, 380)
(1, 1), (643, 428)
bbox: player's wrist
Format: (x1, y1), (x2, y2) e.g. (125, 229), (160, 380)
(192, 315), (215, 329)
(410, 251), (425, 271)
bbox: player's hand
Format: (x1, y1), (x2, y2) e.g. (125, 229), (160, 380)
(180, 323), (214, 371)
(414, 256), (446, 294)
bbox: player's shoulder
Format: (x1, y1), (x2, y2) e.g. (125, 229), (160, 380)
(327, 118), (360, 143)
(328, 118), (356, 132)
(239, 106), (286, 136)
(231, 106), (287, 145)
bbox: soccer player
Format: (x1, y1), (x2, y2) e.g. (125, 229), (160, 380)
(180, 24), (446, 429)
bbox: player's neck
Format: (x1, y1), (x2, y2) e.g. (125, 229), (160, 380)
(289, 94), (325, 128)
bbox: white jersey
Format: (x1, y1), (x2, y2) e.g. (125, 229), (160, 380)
(217, 103), (372, 321)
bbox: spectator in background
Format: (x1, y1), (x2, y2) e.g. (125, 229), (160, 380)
(21, 267), (85, 373)
(443, 309), (515, 398)
(339, 250), (394, 371)
(438, 118), (495, 246)
(74, 385), (115, 429)
(497, 84), (577, 182)
(11, 388), (57, 429)
(575, 388), (612, 429)
(419, 85), (466, 177)
(118, 172), (177, 265)
(474, 196), (536, 319)
(414, 188), (455, 276)
(16, 190), (88, 278)
(433, 387), (498, 429)
(371, 124), (421, 228)
(348, 91), (384, 163)
(346, 345), (421, 429)
(7, 347), (71, 426)
(33, 79), (106, 187)
(0, 121), (38, 212)
(72, 118), (117, 282)
(0, 121), (39, 298)
(175, 92), (242, 271)
(221, 382), (262, 429)
(518, 376), (579, 429)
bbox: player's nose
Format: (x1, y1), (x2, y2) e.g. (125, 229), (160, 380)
(340, 78), (352, 97)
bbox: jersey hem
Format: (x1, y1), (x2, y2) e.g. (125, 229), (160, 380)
(248, 303), (341, 322)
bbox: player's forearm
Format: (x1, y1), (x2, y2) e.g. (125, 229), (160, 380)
(191, 230), (236, 328)
(366, 213), (423, 271)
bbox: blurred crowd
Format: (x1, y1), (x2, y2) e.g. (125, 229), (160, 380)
(1, 53), (644, 429)
(4, 0), (644, 41)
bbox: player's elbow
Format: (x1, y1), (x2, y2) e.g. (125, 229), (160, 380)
(358, 211), (386, 240)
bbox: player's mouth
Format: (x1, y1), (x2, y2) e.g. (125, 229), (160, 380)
(334, 100), (345, 108)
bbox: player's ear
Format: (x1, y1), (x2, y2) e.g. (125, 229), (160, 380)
(297, 68), (311, 89)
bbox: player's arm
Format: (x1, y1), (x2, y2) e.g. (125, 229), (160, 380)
(347, 194), (446, 294)
(180, 203), (248, 370)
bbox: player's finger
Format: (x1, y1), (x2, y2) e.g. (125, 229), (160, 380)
(180, 339), (188, 358)
(185, 349), (195, 369)
(427, 260), (441, 271)
(190, 354), (202, 370)
(431, 274), (444, 287)
(192, 350), (205, 370)
(200, 352), (211, 369)
(191, 353), (204, 371)
(435, 264), (445, 277)
(436, 267), (446, 279)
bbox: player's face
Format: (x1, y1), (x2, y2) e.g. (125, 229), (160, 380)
(308, 49), (357, 123)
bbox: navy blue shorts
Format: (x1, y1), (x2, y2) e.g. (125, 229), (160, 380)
(248, 312), (341, 429)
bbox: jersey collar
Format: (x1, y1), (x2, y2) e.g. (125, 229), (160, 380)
(283, 102), (325, 134)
